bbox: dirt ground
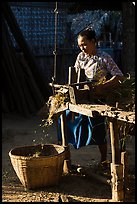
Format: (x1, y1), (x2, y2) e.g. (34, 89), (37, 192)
(2, 113), (135, 202)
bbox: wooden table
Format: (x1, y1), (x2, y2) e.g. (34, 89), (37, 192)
(55, 103), (135, 202)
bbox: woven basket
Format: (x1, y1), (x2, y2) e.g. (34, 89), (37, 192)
(9, 144), (65, 189)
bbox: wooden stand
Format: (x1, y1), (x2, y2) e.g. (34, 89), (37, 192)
(55, 103), (134, 201)
(52, 65), (135, 201)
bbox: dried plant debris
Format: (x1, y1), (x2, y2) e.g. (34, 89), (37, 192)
(41, 92), (69, 127)
(105, 77), (135, 111)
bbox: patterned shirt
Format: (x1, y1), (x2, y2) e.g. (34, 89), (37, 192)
(74, 50), (123, 81)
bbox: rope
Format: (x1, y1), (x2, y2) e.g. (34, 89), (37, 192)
(52, 2), (58, 85)
(51, 2), (58, 95)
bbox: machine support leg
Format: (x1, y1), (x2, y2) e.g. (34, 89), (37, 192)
(60, 111), (71, 174)
(109, 118), (124, 201)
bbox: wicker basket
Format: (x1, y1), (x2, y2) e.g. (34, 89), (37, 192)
(9, 144), (65, 189)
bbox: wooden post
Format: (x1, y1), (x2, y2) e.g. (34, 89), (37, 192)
(110, 163), (124, 201)
(60, 111), (71, 174)
(121, 151), (128, 199)
(109, 118), (121, 164)
(68, 66), (77, 85)
(109, 118), (124, 201)
(60, 112), (67, 147)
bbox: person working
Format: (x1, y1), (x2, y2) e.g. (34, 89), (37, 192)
(58, 28), (124, 168)
(74, 28), (124, 166)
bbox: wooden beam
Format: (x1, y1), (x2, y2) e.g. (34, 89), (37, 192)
(68, 104), (135, 124)
(109, 118), (120, 164)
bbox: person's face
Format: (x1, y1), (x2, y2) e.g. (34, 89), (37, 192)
(78, 36), (96, 56)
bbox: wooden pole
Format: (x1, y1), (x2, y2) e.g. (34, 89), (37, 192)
(60, 111), (71, 174)
(110, 163), (124, 201)
(121, 151), (128, 199)
(109, 118), (121, 164)
(109, 118), (124, 201)
(60, 112), (67, 147)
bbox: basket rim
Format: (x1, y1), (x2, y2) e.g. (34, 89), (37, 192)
(9, 143), (65, 160)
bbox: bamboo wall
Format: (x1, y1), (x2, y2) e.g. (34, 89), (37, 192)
(2, 2), (135, 116)
(122, 2), (135, 76)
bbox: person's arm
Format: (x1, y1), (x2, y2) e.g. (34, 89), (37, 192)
(94, 52), (125, 94)
(101, 75), (124, 88)
(93, 75), (124, 95)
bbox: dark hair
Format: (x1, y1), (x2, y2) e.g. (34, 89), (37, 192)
(78, 28), (96, 41)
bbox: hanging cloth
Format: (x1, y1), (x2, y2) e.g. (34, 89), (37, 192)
(57, 110), (107, 149)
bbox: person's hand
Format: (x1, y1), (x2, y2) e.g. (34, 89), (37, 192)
(92, 75), (124, 97)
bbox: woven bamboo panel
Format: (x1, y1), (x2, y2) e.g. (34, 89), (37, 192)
(10, 3), (66, 50)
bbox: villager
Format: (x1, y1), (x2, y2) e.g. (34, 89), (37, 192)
(58, 28), (124, 168)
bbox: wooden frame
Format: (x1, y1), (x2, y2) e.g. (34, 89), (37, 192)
(55, 103), (135, 201)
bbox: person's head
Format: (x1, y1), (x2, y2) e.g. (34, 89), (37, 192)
(77, 28), (97, 56)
